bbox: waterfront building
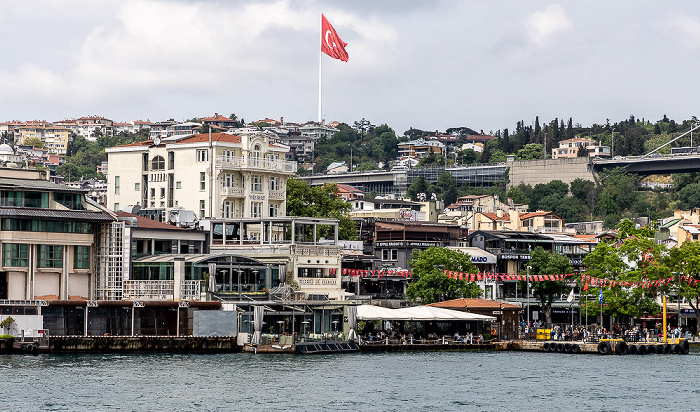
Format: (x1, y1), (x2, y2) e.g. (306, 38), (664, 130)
(208, 216), (345, 301)
(0, 168), (116, 300)
(105, 132), (295, 219)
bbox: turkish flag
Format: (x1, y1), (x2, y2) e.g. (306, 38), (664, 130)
(583, 280), (589, 291)
(321, 14), (349, 62)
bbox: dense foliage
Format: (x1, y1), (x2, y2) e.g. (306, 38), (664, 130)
(285, 177), (357, 240)
(406, 247), (482, 303)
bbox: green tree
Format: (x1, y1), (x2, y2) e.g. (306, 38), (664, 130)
(527, 246), (573, 324)
(677, 183), (700, 209)
(285, 177), (357, 240)
(23, 137), (45, 149)
(406, 176), (429, 201)
(435, 172), (458, 205)
(668, 241), (700, 322)
(406, 247), (482, 303)
(516, 143), (543, 160)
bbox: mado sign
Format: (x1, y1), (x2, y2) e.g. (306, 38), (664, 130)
(470, 255), (495, 264)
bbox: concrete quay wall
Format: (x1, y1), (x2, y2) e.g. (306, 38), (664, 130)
(46, 336), (239, 354)
(508, 158), (596, 189)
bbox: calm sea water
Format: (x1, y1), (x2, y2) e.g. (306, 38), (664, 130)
(1, 350), (699, 411)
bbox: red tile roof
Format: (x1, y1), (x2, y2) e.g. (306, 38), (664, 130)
(430, 298), (522, 310)
(201, 114), (233, 122)
(481, 212), (510, 222)
(176, 133), (241, 144)
(115, 211), (184, 230)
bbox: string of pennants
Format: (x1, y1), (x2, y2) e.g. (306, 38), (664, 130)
(343, 268), (412, 278)
(580, 273), (700, 288)
(443, 271), (576, 282)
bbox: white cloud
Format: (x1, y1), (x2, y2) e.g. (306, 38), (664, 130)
(666, 14), (700, 49)
(523, 4), (573, 47)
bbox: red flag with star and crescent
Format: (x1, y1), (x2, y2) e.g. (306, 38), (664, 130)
(321, 14), (349, 62)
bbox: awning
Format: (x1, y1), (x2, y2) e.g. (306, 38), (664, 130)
(394, 306), (496, 321)
(357, 305), (496, 322)
(357, 305), (404, 320)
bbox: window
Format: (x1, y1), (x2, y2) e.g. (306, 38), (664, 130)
(150, 188), (156, 198)
(160, 188), (165, 198)
(382, 249), (398, 261)
(74, 246), (90, 269)
(251, 175), (262, 192)
(224, 173), (235, 187)
(269, 203), (279, 217)
(2, 243), (28, 267)
(223, 201), (234, 219)
(151, 156), (165, 170)
(251, 144), (261, 167)
(176, 181), (182, 189)
(143, 153), (149, 171)
(168, 151), (174, 169)
(38, 245), (63, 268)
(134, 182), (140, 191)
(269, 176), (279, 191)
(251, 202), (262, 218)
(200, 200), (206, 218)
(200, 172), (206, 191)
(197, 149), (209, 162)
(114, 203), (120, 211)
(114, 176), (120, 194)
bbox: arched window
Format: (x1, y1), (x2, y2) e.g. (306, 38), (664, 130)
(151, 156), (165, 170)
(252, 144), (261, 167)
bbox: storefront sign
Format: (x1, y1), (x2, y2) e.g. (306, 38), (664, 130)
(499, 254), (531, 261)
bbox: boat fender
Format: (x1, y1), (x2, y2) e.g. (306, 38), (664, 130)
(673, 344), (682, 354)
(564, 343), (572, 353)
(597, 341), (611, 355)
(571, 344), (581, 353)
(542, 342), (550, 352)
(681, 340), (690, 354)
(628, 344), (637, 355)
(637, 345), (646, 355)
(655, 345), (664, 354)
(662, 344), (671, 354)
(614, 341), (628, 355)
(557, 343), (565, 352)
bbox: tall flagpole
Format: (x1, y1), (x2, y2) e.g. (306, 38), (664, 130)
(318, 13), (323, 124)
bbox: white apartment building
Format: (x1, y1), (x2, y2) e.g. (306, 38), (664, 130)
(105, 132), (295, 219)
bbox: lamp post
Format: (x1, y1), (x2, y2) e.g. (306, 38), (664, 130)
(611, 127), (615, 158)
(526, 265), (532, 333)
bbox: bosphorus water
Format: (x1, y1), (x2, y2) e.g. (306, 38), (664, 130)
(1, 350), (699, 411)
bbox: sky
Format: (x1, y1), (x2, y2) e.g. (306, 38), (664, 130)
(1, 0), (700, 135)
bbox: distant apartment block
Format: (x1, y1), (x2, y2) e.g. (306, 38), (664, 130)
(552, 137), (610, 159)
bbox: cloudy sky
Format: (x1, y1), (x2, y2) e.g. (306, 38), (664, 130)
(1, 1), (699, 135)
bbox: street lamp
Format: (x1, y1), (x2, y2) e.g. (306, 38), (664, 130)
(611, 127), (615, 158)
(526, 265), (532, 333)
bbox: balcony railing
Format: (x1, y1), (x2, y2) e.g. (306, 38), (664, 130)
(122, 280), (201, 301)
(216, 155), (296, 173)
(269, 190), (285, 200)
(298, 278), (340, 286)
(222, 186), (245, 197)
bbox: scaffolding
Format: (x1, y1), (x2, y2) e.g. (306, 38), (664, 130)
(94, 221), (125, 300)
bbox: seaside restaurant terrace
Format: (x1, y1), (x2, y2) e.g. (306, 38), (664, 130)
(356, 305), (496, 343)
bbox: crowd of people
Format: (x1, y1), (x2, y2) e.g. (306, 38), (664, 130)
(520, 321), (693, 342)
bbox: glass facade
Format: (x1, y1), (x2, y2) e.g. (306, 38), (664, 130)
(1, 219), (92, 234)
(2, 243), (28, 267)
